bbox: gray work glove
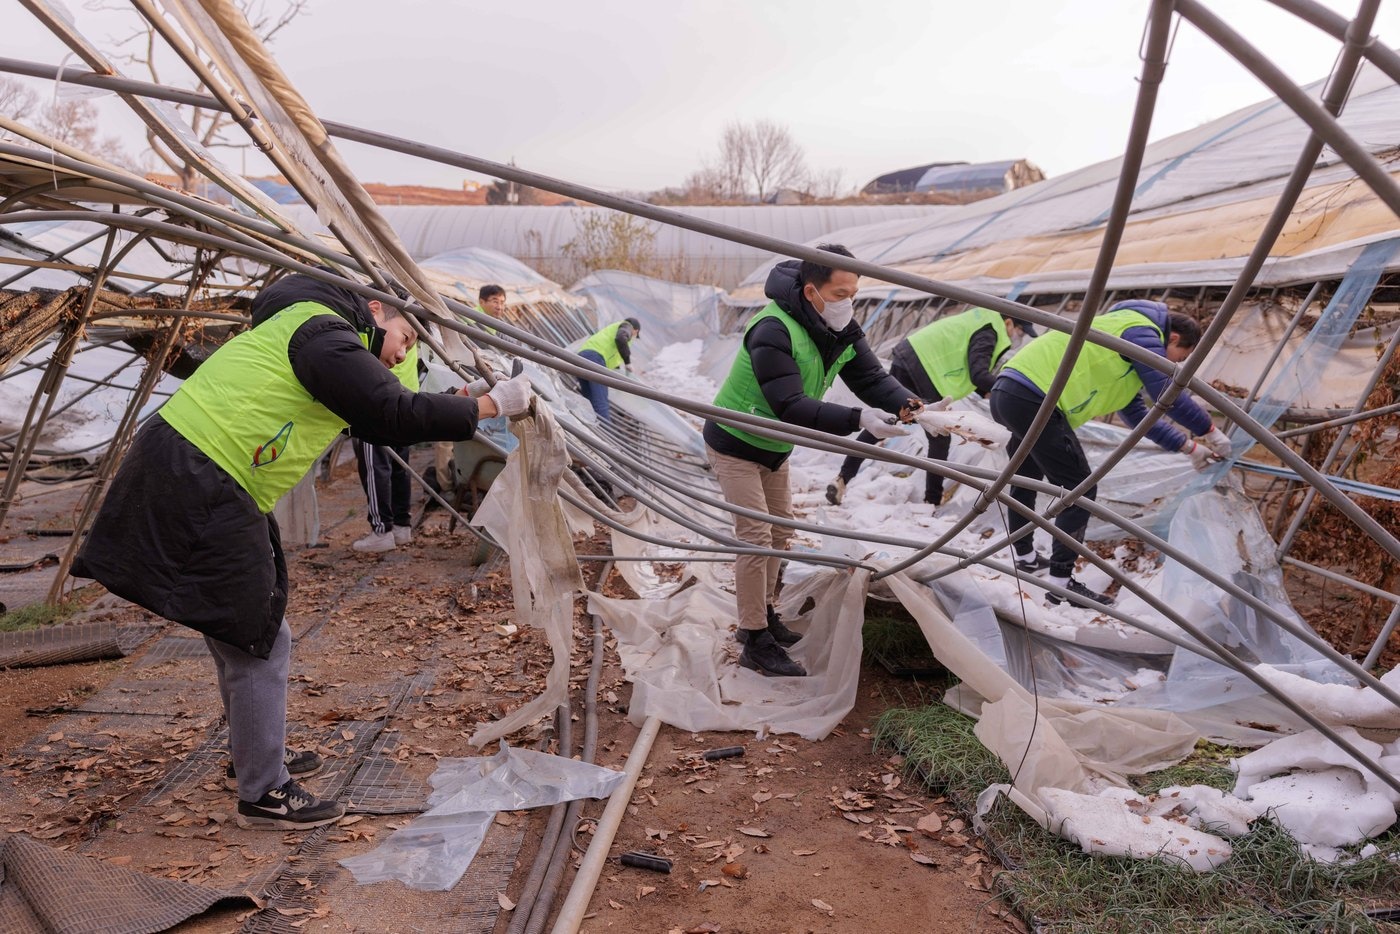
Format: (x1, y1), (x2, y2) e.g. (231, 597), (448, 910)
(463, 378), (490, 398)
(486, 374), (533, 418)
(1201, 426), (1233, 459)
(1184, 440), (1215, 471)
(858, 408), (909, 440)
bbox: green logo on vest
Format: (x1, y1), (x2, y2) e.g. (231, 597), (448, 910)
(252, 420), (293, 468)
(1068, 391), (1098, 415)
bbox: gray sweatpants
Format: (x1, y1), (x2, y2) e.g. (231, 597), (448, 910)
(204, 619), (292, 802)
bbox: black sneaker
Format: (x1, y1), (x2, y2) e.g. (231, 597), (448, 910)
(1046, 577), (1114, 610)
(734, 606), (802, 648)
(739, 630), (807, 677)
(1014, 552), (1050, 574)
(225, 747), (324, 791)
(236, 779), (344, 830)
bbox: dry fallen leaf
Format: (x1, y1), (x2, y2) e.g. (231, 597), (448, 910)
(916, 812), (943, 837)
(910, 852), (938, 867)
(608, 899), (624, 910)
(721, 862), (747, 879)
(791, 848), (817, 856)
(737, 827), (769, 838)
(812, 898), (834, 914)
(498, 893), (515, 911)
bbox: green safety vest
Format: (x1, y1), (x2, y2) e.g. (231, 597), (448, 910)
(580, 322), (626, 370)
(1004, 308), (1162, 428)
(907, 307), (1012, 399)
(392, 342), (420, 392)
(712, 303), (857, 453)
(161, 301), (368, 513)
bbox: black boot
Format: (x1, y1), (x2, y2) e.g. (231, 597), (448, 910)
(734, 605), (802, 647)
(739, 630), (807, 677)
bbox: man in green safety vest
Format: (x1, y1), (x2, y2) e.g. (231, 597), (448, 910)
(825, 306), (1037, 508)
(576, 317), (641, 421)
(705, 245), (922, 677)
(989, 300), (1232, 609)
(72, 272), (532, 831)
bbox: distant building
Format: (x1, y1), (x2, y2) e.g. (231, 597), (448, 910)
(862, 159), (1045, 198)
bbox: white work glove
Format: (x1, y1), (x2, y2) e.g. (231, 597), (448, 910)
(1201, 426), (1233, 459)
(463, 378), (490, 398)
(924, 397), (953, 412)
(858, 408), (909, 440)
(1183, 440), (1215, 471)
(485, 374), (533, 418)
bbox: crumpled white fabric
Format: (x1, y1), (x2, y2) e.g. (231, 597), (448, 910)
(469, 405), (583, 747)
(588, 565), (868, 741)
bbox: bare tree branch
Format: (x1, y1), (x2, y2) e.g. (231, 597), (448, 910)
(0, 77), (38, 123)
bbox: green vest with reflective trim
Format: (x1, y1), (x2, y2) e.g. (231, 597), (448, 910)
(580, 322), (625, 370)
(392, 343), (420, 392)
(907, 307), (1012, 399)
(159, 301), (354, 513)
(1004, 309), (1161, 428)
(712, 303), (857, 453)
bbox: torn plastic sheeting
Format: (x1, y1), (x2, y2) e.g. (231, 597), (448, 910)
(884, 571), (1200, 792)
(914, 408), (1010, 449)
(606, 508), (727, 601)
(1132, 485), (1348, 716)
(468, 404), (583, 748)
(339, 744), (625, 891)
(1244, 768), (1396, 849)
(587, 566), (867, 741)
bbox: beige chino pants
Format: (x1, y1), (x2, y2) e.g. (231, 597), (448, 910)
(706, 445), (794, 631)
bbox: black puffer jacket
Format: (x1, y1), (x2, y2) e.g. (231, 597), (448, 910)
(73, 274), (482, 658)
(704, 261), (915, 469)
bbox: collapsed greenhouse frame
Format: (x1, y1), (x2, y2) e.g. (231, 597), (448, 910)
(0, 0), (1399, 906)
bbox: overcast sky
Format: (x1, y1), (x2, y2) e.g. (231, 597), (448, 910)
(5, 0), (1399, 194)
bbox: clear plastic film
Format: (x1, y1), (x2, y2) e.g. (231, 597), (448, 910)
(339, 744), (625, 890)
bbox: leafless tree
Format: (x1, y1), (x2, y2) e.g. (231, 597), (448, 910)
(806, 166), (847, 201)
(0, 77), (38, 123)
(721, 119), (808, 202)
(92, 0), (308, 190)
(35, 98), (136, 169)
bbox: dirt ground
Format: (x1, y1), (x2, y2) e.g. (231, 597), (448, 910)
(0, 458), (1018, 934)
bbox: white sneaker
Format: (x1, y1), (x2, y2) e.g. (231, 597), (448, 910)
(392, 525), (413, 545)
(352, 529), (396, 553)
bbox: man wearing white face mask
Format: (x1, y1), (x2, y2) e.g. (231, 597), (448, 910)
(705, 244), (922, 677)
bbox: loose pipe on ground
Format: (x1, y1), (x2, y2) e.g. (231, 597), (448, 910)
(548, 715), (662, 934)
(521, 575), (609, 934)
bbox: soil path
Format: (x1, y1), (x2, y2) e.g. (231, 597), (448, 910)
(0, 460), (1017, 933)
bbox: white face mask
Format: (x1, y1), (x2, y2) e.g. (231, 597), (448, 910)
(814, 293), (855, 331)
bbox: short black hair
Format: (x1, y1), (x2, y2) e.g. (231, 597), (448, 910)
(1167, 312), (1201, 348)
(799, 244), (855, 290)
(624, 316), (641, 334)
(479, 284), (505, 302)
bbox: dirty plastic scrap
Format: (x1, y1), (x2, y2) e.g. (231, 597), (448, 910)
(340, 743), (625, 890)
